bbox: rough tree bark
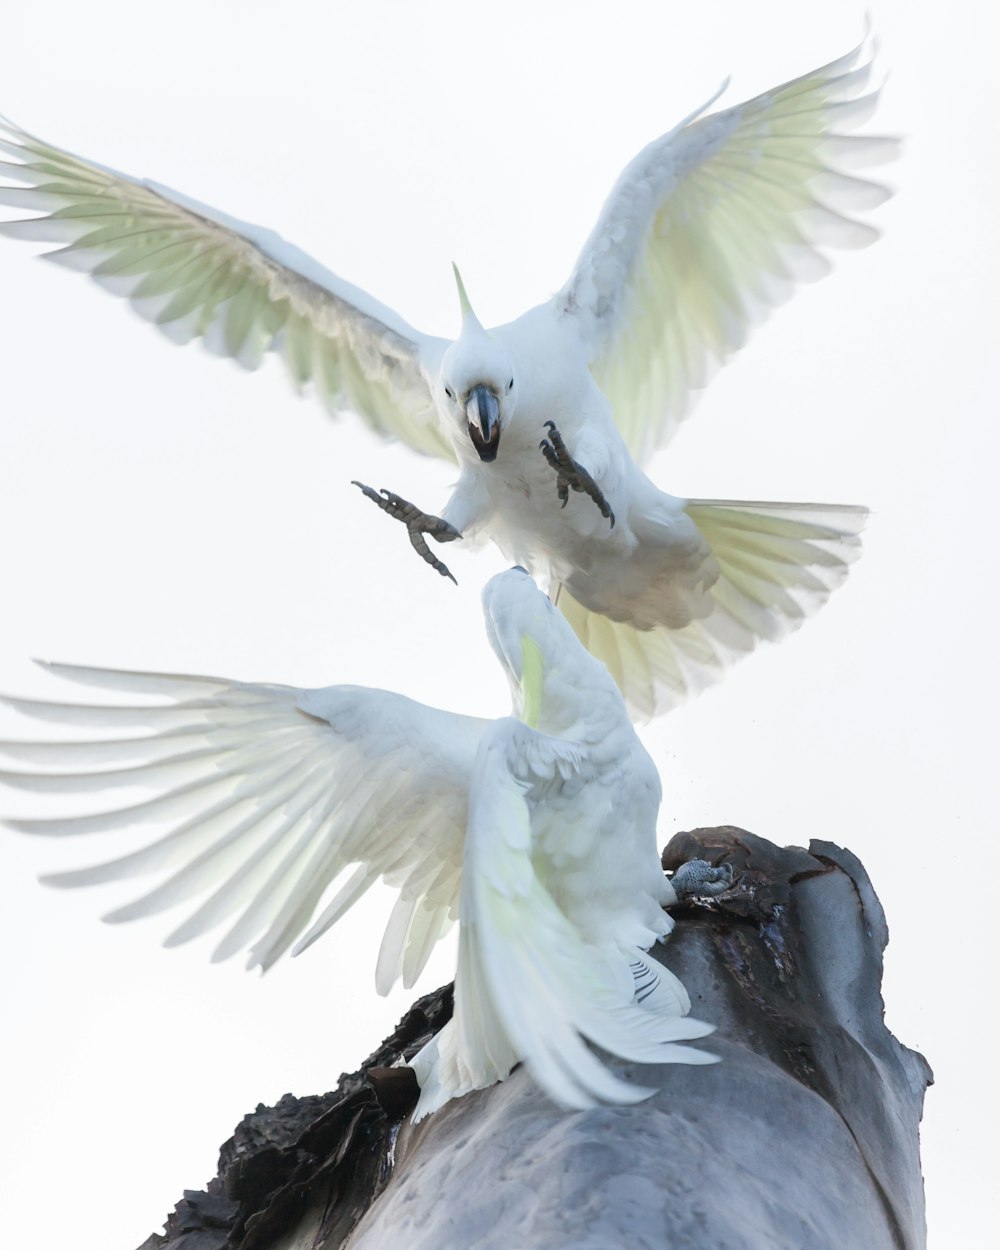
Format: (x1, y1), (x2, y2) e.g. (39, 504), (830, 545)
(138, 828), (932, 1250)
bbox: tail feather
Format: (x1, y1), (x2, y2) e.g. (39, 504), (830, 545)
(630, 952), (691, 1015)
(410, 722), (713, 1121)
(557, 499), (866, 719)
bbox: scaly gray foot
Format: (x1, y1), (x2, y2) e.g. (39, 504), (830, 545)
(538, 421), (615, 529)
(671, 859), (734, 898)
(352, 482), (462, 584)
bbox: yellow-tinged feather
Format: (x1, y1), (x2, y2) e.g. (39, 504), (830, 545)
(520, 634), (544, 729)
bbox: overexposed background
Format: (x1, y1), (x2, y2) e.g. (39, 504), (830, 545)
(0, 2), (993, 1246)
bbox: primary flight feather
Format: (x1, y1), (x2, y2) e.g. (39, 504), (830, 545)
(0, 568), (721, 1117)
(0, 38), (895, 718)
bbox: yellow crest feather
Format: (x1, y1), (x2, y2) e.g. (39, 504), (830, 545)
(520, 634), (544, 729)
(451, 262), (485, 330)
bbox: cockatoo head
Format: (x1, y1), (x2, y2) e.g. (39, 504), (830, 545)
(439, 266), (517, 464)
(482, 566), (600, 729)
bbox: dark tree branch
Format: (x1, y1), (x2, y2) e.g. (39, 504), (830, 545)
(137, 829), (932, 1250)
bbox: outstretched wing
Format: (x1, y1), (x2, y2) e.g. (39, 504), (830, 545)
(555, 500), (867, 721)
(0, 117), (453, 461)
(0, 662), (487, 987)
(412, 719), (713, 1119)
(555, 40), (898, 464)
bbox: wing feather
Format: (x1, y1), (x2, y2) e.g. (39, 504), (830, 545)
(0, 664), (487, 979)
(555, 40), (898, 462)
(411, 720), (713, 1119)
(0, 116), (453, 460)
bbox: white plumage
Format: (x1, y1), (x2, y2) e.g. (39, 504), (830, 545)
(0, 568), (714, 1116)
(0, 38), (894, 718)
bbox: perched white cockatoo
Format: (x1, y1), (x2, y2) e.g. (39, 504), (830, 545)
(0, 568), (724, 1117)
(0, 39), (895, 719)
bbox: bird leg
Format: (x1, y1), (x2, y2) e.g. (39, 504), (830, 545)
(670, 859), (734, 898)
(351, 482), (462, 584)
(538, 421), (615, 529)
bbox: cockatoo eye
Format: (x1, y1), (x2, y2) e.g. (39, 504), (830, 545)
(445, 386), (455, 400)
(507, 377), (514, 392)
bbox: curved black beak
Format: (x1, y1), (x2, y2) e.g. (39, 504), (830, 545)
(466, 385), (501, 462)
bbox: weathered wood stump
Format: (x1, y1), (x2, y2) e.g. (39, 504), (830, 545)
(138, 828), (932, 1250)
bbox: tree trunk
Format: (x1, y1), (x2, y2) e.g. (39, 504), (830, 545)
(138, 828), (932, 1250)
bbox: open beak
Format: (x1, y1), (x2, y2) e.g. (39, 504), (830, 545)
(466, 385), (501, 462)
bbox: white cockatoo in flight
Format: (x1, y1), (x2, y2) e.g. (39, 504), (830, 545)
(0, 568), (727, 1117)
(0, 39), (895, 719)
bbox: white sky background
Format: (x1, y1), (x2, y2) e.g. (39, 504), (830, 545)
(0, 1), (994, 1245)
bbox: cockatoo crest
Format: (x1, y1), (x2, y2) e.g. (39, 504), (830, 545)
(439, 264), (517, 463)
(483, 570), (617, 734)
(451, 261), (486, 335)
(0, 36), (895, 716)
(0, 564), (714, 1116)
(520, 635), (544, 730)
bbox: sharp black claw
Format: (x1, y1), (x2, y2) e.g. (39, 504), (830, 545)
(537, 423), (615, 529)
(352, 480), (461, 584)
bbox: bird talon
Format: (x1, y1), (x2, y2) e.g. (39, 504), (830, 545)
(537, 422), (615, 529)
(671, 859), (735, 899)
(352, 480), (461, 584)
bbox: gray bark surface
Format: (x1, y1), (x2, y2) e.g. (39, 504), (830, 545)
(138, 828), (931, 1250)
